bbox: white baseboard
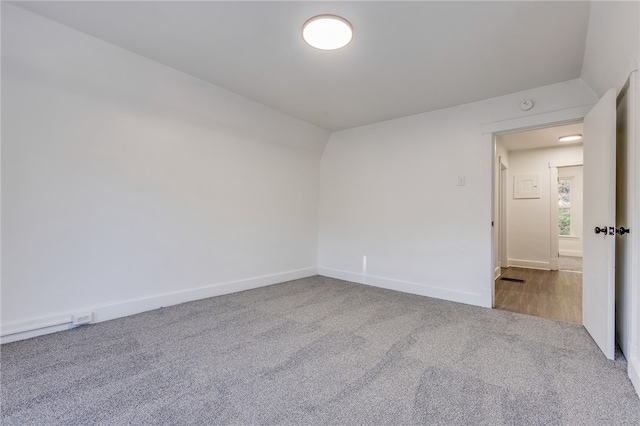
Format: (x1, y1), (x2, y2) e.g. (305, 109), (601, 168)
(507, 259), (551, 270)
(559, 250), (583, 257)
(480, 287), (492, 309)
(0, 267), (317, 344)
(318, 267), (486, 308)
(630, 358), (640, 398)
(494, 266), (501, 280)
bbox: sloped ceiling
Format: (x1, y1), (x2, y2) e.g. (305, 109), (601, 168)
(12, 1), (591, 131)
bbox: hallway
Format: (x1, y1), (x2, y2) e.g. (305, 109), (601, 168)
(495, 265), (582, 324)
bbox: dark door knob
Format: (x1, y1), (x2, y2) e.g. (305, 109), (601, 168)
(616, 227), (630, 235)
(595, 226), (608, 235)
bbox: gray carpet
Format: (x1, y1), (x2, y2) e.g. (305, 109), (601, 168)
(2, 276), (639, 425)
(558, 256), (583, 272)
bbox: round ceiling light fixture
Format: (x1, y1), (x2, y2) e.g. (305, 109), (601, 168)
(302, 14), (353, 50)
(558, 134), (583, 143)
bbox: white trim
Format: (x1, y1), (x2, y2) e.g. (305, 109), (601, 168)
(494, 266), (501, 280)
(318, 267), (488, 308)
(500, 162), (508, 269)
(508, 259), (551, 270)
(549, 162), (584, 271)
(482, 105), (593, 135)
(480, 287), (492, 308)
(549, 161), (583, 168)
(491, 135), (497, 309)
(550, 166), (560, 270)
(0, 313), (72, 337)
(0, 267), (317, 344)
(0, 324), (74, 344)
(627, 70), (640, 396)
(486, 105), (594, 318)
(630, 358), (640, 398)
(559, 249), (583, 257)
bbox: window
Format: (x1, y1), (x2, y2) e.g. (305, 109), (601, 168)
(558, 178), (572, 236)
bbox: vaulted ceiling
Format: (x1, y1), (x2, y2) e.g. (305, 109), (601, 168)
(12, 1), (592, 131)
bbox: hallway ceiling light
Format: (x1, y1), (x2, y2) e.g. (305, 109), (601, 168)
(558, 134), (582, 142)
(302, 15), (353, 50)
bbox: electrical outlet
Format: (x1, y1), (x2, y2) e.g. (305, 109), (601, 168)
(72, 312), (93, 327)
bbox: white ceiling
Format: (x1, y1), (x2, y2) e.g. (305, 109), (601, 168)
(497, 122), (584, 152)
(12, 1), (592, 131)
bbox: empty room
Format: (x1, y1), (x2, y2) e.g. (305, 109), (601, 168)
(2, 1), (640, 424)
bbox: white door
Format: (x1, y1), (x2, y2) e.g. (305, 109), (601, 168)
(614, 72), (636, 359)
(583, 88), (617, 360)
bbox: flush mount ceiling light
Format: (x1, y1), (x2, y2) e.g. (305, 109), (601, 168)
(558, 134), (583, 142)
(302, 15), (353, 50)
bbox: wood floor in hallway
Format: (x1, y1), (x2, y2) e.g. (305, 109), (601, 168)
(495, 267), (582, 324)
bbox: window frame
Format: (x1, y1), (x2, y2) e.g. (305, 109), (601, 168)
(558, 176), (575, 238)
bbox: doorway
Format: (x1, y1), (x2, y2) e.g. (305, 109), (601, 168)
(493, 122), (584, 324)
(557, 164), (584, 272)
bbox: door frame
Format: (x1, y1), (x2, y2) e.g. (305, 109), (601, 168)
(500, 161), (508, 270)
(622, 71), (640, 394)
(481, 81), (639, 395)
(494, 156), (507, 282)
(550, 165), (560, 271)
(549, 162), (584, 270)
(483, 105), (592, 309)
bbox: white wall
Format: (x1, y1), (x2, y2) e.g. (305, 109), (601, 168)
(506, 146), (583, 269)
(318, 80), (597, 307)
(558, 165), (584, 257)
(1, 5), (330, 341)
(581, 0), (639, 97)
